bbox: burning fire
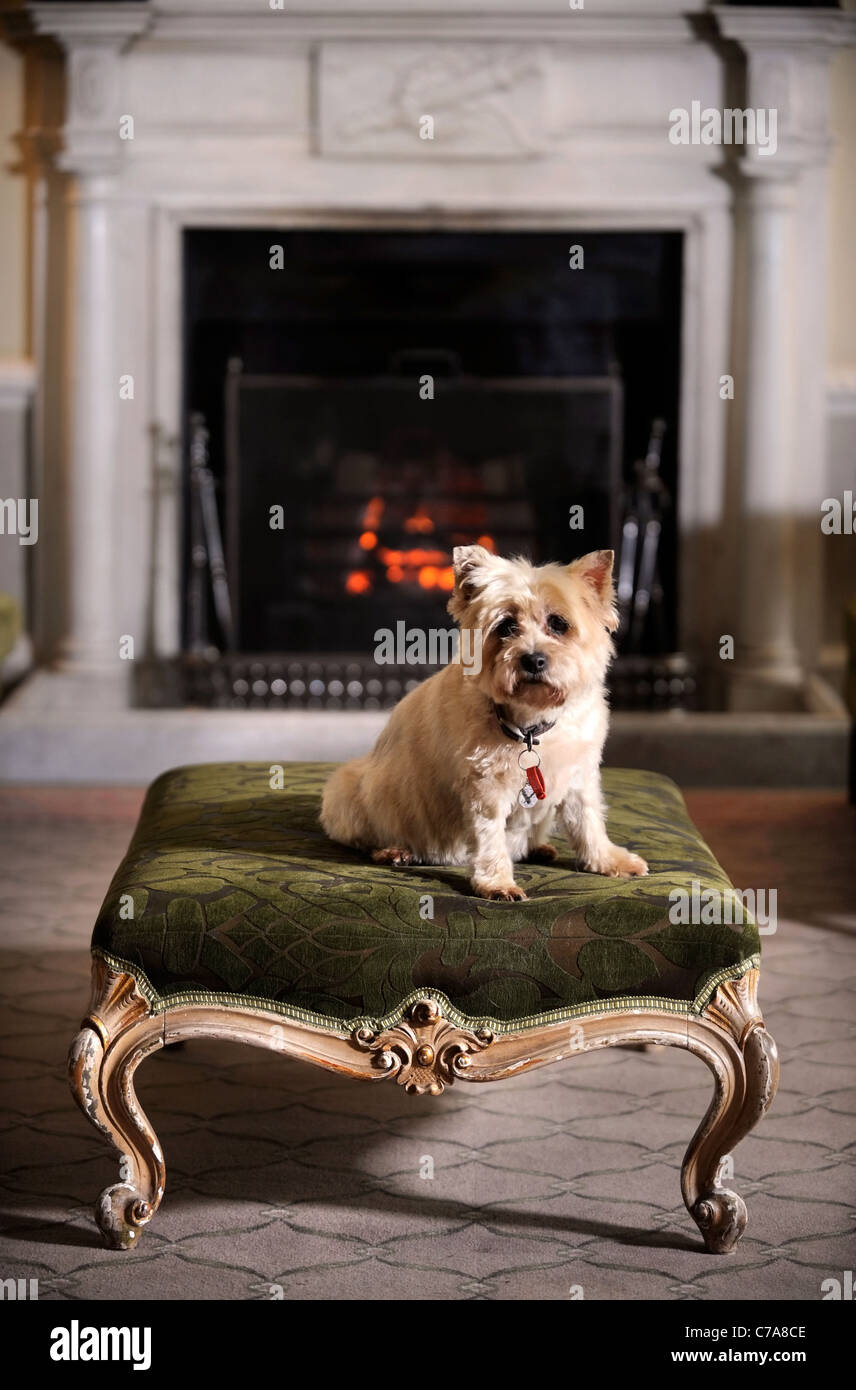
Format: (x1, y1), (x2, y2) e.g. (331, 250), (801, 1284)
(363, 497), (385, 530)
(344, 495), (492, 595)
(345, 570), (372, 595)
(403, 505), (435, 535)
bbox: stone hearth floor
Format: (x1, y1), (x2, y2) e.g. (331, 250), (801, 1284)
(0, 786), (853, 1301)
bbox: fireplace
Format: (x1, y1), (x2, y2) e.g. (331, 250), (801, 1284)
(10, 0), (848, 756)
(165, 228), (684, 709)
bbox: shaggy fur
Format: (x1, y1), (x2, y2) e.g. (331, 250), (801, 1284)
(321, 546), (648, 900)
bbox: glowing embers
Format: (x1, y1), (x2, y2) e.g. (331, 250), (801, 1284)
(344, 495), (494, 596)
(403, 505), (435, 535)
(345, 571), (372, 595)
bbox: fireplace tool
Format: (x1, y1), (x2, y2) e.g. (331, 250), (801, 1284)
(187, 412), (235, 654)
(617, 418), (669, 651)
(613, 420), (695, 708)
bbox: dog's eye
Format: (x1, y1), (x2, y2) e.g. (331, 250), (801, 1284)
(494, 617), (518, 640)
(546, 614), (569, 636)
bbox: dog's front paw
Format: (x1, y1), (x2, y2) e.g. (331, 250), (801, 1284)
(372, 846), (416, 867)
(475, 882), (528, 902)
(585, 846), (649, 878)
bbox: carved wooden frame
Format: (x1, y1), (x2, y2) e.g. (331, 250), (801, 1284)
(68, 958), (778, 1254)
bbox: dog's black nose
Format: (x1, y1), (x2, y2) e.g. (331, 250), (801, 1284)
(521, 651), (548, 674)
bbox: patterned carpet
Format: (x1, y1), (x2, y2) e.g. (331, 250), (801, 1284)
(0, 786), (854, 1300)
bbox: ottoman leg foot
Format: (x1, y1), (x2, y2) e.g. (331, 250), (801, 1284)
(69, 961), (166, 1249)
(96, 1180), (156, 1251)
(683, 972), (779, 1254)
(690, 1190), (748, 1254)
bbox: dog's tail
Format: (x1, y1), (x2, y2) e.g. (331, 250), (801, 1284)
(320, 758), (373, 848)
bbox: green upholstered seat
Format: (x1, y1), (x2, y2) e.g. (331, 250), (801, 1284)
(92, 763), (760, 1031)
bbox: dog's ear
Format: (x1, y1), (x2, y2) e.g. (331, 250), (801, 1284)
(452, 543), (494, 585)
(568, 549), (619, 632)
(447, 544), (495, 621)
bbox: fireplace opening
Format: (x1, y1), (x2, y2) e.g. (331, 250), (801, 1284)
(223, 366), (622, 655)
(144, 229), (685, 709)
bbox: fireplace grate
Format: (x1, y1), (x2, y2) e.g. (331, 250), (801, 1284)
(135, 652), (697, 713)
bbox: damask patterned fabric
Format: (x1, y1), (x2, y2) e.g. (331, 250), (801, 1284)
(92, 763), (760, 1029)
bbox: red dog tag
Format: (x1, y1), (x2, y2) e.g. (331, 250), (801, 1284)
(526, 765), (546, 800)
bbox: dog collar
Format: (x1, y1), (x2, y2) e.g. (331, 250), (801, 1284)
(493, 704), (556, 753)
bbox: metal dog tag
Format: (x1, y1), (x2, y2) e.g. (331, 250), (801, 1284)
(518, 784), (539, 809)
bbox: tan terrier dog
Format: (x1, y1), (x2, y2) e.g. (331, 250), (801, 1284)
(321, 546), (648, 900)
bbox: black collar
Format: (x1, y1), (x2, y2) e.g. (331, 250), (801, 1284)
(493, 703), (556, 752)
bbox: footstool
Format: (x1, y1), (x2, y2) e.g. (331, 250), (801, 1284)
(69, 762), (778, 1254)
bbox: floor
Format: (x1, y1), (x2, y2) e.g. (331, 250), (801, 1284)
(0, 786), (854, 1301)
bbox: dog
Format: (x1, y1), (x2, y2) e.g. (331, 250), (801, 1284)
(320, 546), (648, 900)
